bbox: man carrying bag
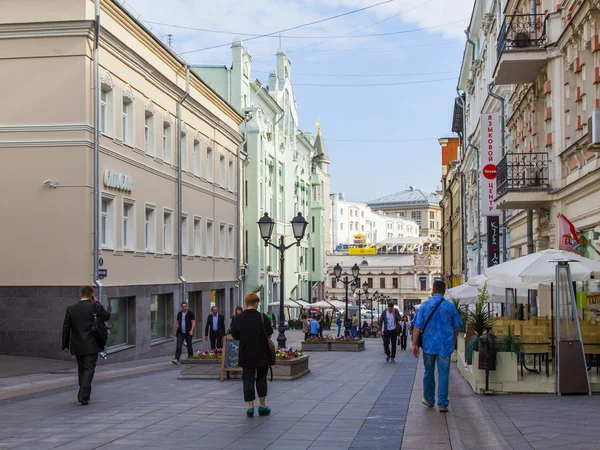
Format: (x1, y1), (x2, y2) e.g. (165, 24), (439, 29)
(412, 281), (462, 413)
(62, 285), (110, 405)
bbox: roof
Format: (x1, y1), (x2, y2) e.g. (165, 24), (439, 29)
(313, 131), (329, 159)
(327, 254), (414, 268)
(367, 188), (442, 208)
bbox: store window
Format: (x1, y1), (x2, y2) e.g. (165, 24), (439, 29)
(150, 294), (168, 340)
(107, 297), (129, 348)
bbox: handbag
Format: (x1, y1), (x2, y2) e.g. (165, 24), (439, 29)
(261, 313), (276, 367)
(90, 303), (108, 348)
(417, 298), (444, 348)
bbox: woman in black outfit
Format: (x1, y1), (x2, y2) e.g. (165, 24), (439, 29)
(230, 293), (273, 418)
(228, 306), (243, 334)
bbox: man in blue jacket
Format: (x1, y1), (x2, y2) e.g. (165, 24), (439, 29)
(412, 280), (462, 413)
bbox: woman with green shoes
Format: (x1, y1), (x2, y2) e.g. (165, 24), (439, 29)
(231, 293), (273, 418)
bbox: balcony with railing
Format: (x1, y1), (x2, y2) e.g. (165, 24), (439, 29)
(495, 152), (551, 209)
(494, 14), (549, 85)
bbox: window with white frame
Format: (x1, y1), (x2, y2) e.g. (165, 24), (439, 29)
(193, 138), (201, 176)
(123, 200), (135, 250)
(144, 115), (154, 155)
(181, 130), (188, 171)
(162, 119), (172, 163)
(100, 196), (115, 249)
(219, 223), (226, 258)
(193, 217), (202, 256)
(145, 206), (156, 252)
(181, 215), (188, 255)
(100, 71), (114, 135)
(206, 221), (214, 257)
(163, 210), (173, 254)
(228, 160), (234, 191)
(122, 94), (133, 146)
(228, 225), (234, 258)
(206, 146), (213, 181)
(219, 155), (226, 187)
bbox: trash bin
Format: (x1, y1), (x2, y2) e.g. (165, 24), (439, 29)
(478, 331), (497, 371)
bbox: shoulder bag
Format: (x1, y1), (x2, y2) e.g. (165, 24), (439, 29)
(90, 303), (108, 348)
(261, 313), (276, 381)
(417, 298), (444, 348)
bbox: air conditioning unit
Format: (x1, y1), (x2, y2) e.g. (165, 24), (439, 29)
(588, 109), (600, 151)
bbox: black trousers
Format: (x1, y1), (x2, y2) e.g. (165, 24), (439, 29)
(210, 330), (222, 350)
(400, 332), (408, 350)
(242, 366), (268, 402)
(76, 354), (98, 401)
(175, 332), (193, 360)
(383, 329), (398, 358)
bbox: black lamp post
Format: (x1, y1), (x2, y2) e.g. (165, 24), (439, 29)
(333, 262), (360, 336)
(353, 282), (368, 338)
(371, 290), (378, 331)
(258, 212), (308, 349)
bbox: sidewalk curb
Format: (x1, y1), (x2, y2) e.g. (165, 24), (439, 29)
(0, 362), (173, 401)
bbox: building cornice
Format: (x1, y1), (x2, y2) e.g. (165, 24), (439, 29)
(0, 20), (92, 39)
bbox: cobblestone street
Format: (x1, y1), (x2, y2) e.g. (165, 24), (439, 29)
(1, 333), (599, 450)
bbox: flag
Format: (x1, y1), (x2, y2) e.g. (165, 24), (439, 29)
(557, 213), (588, 255)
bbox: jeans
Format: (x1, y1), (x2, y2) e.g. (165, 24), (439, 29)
(351, 326), (357, 338)
(76, 354), (98, 401)
(383, 329), (398, 358)
(423, 352), (451, 408)
(175, 332), (193, 361)
(337, 324), (341, 337)
(242, 366), (268, 402)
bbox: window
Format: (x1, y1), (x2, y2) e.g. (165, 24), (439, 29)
(150, 294), (167, 340)
(193, 140), (201, 176)
(181, 132), (188, 171)
(380, 278), (385, 289)
(331, 277), (337, 289)
(228, 225), (234, 258)
(206, 221), (214, 257)
(107, 297), (129, 348)
(206, 146), (214, 181)
(163, 210), (172, 254)
(367, 277), (373, 289)
(100, 196), (114, 248)
(420, 278), (427, 291)
(412, 211), (422, 221)
(219, 223), (226, 257)
(399, 212), (405, 217)
(430, 220), (435, 229)
(100, 89), (108, 134)
(362, 225), (365, 231)
(393, 277), (398, 288)
(361, 211), (364, 218)
(430, 211), (435, 220)
(193, 218), (202, 256)
(144, 114), (154, 154)
(122, 96), (133, 145)
(311, 248), (315, 271)
(219, 155), (226, 187)
(350, 223), (354, 231)
(123, 201), (135, 250)
(340, 223), (344, 230)
(181, 215), (188, 255)
(145, 206), (155, 252)
(162, 122), (172, 163)
(228, 160), (234, 191)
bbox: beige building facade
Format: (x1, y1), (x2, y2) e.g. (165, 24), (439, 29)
(0, 0), (244, 360)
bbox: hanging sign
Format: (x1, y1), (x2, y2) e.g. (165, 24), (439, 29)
(480, 112), (501, 216)
(487, 216), (500, 267)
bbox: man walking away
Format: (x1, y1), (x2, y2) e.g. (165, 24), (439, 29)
(62, 285), (110, 405)
(412, 280), (462, 413)
(309, 317), (320, 338)
(172, 301), (195, 364)
(336, 314), (342, 338)
(378, 302), (401, 362)
(205, 306), (226, 350)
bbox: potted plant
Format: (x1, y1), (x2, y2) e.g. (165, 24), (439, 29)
(465, 286), (495, 365)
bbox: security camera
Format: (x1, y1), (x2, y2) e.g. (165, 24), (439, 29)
(43, 179), (53, 185)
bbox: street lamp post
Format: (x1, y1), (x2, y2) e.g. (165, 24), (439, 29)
(353, 281), (368, 338)
(333, 262), (360, 336)
(371, 290), (379, 331)
(258, 212), (308, 349)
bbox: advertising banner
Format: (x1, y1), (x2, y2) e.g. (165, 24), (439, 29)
(487, 216), (500, 267)
(480, 112), (501, 216)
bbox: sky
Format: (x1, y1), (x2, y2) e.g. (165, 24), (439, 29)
(119, 0), (474, 202)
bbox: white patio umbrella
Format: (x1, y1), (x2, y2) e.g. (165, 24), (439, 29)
(445, 276), (528, 304)
(484, 249), (600, 286)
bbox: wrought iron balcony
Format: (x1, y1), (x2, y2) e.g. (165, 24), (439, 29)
(494, 14), (549, 85)
(496, 152), (550, 198)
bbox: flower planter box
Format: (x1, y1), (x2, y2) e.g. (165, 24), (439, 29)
(330, 340), (365, 352)
(302, 341), (331, 352)
(178, 356), (310, 381)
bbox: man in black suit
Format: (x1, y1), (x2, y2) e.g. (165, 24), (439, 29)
(62, 285), (110, 405)
(172, 301), (195, 364)
(205, 306), (226, 349)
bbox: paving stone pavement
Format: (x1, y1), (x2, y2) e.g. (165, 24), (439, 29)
(1, 330), (600, 450)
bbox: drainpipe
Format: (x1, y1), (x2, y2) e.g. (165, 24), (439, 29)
(177, 66), (190, 302)
(488, 82), (507, 263)
(93, 0), (103, 302)
(463, 29), (476, 278)
(455, 91), (467, 282)
(527, 211), (534, 254)
(237, 114), (250, 306)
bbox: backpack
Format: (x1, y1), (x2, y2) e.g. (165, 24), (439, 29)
(90, 303), (108, 348)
